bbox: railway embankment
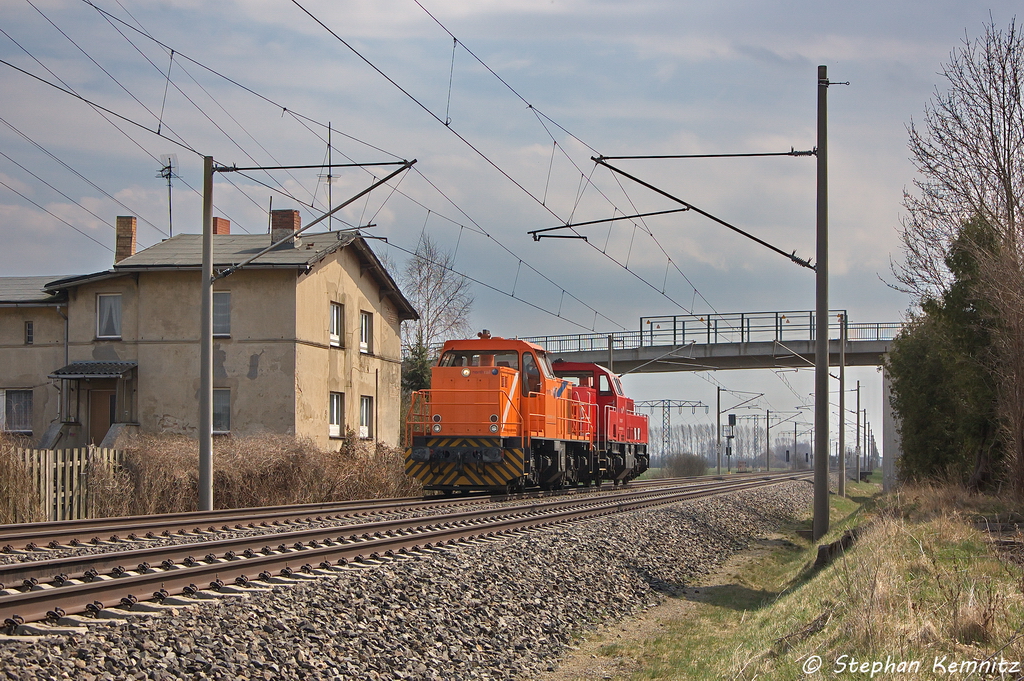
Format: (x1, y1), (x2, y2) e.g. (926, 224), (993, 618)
(0, 480), (810, 679)
(545, 477), (1024, 680)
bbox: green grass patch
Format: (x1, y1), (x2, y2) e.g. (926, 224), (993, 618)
(594, 478), (1024, 680)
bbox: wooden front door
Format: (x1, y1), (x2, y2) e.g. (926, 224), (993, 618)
(89, 390), (116, 445)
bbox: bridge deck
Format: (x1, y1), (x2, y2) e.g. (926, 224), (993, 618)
(521, 310), (900, 374)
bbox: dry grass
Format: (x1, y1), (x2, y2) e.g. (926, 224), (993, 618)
(90, 432), (421, 517)
(606, 480), (1024, 680)
(0, 432), (45, 524)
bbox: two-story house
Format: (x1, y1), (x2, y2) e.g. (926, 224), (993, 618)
(0, 210), (417, 449)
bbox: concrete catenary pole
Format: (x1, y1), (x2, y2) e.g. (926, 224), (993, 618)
(855, 381), (861, 482)
(199, 155), (214, 512)
(838, 312), (846, 497)
(813, 65), (830, 540)
(716, 386), (722, 476)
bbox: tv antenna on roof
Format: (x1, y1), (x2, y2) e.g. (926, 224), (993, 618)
(158, 154), (178, 237)
(317, 123), (337, 231)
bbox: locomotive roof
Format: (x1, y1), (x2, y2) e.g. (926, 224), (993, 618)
(551, 359), (618, 377)
(439, 335), (546, 353)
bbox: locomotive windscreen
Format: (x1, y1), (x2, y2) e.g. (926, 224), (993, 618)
(438, 350), (520, 369)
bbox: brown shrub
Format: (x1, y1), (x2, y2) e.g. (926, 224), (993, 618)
(0, 432), (45, 524)
(91, 431), (421, 517)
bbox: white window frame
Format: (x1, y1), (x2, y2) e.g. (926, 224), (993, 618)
(96, 293), (122, 339)
(359, 311), (372, 354)
(330, 302), (344, 347)
(213, 291), (231, 337)
(359, 395), (373, 439)
(213, 388), (231, 434)
(0, 389), (33, 434)
(329, 392), (344, 438)
(24, 321), (33, 345)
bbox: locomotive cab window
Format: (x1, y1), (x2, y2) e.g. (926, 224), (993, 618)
(557, 373), (593, 388)
(522, 352), (541, 395)
(439, 350), (519, 369)
(598, 374), (613, 395)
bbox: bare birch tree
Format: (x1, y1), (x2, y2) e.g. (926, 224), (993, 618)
(400, 233), (474, 354)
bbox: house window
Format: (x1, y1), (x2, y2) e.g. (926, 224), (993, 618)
(0, 390), (33, 434)
(359, 311), (373, 354)
(97, 293), (122, 339)
(213, 292), (231, 337)
(359, 395), (373, 439)
(329, 392), (344, 438)
(213, 389), (230, 433)
(330, 302), (344, 347)
(24, 321), (33, 345)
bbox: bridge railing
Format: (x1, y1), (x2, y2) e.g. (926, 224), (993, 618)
(520, 310), (902, 354)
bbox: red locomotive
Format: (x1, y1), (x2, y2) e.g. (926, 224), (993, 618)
(405, 332), (648, 493)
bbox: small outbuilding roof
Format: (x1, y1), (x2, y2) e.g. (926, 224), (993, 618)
(49, 361), (138, 379)
(0, 276), (68, 305)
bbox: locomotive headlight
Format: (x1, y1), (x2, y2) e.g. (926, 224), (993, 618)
(432, 424), (442, 433)
(489, 414), (498, 422)
(489, 424), (499, 433)
(432, 414), (442, 423)
(461, 368), (471, 377)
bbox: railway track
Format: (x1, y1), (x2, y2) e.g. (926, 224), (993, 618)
(0, 472), (755, 553)
(1, 472), (808, 633)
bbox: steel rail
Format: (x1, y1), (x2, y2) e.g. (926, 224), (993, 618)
(0, 474), (787, 585)
(0, 473), (759, 552)
(1, 474), (808, 627)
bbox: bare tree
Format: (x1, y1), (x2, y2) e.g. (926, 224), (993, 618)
(896, 20), (1024, 491)
(400, 232), (474, 354)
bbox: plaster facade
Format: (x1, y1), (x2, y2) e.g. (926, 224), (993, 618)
(0, 213), (415, 449)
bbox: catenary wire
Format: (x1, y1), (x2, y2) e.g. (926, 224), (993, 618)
(77, 0), (625, 332)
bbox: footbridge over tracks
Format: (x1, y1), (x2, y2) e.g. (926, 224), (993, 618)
(520, 310), (901, 374)
(520, 310), (903, 491)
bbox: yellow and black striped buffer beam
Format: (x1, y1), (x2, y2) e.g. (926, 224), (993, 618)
(405, 439), (525, 488)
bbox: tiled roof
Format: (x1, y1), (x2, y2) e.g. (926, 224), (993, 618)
(49, 361), (138, 379)
(114, 231), (358, 269)
(39, 231), (418, 322)
(0, 276), (68, 304)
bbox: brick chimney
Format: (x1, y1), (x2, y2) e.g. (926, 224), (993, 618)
(212, 217), (230, 235)
(115, 216), (137, 263)
(271, 209), (301, 247)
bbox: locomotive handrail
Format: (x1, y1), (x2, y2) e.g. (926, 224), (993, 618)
(523, 392), (595, 443)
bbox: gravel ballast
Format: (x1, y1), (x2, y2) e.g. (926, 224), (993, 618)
(0, 480), (811, 680)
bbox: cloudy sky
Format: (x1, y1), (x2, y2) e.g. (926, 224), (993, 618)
(2, 0), (1017, 454)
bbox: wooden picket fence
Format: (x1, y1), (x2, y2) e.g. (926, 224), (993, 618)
(14, 447), (124, 521)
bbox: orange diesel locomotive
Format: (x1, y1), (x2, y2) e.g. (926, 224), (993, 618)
(405, 332), (648, 493)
